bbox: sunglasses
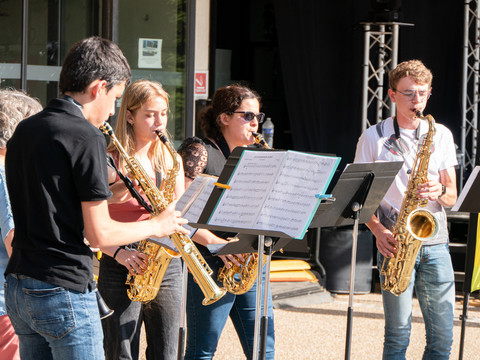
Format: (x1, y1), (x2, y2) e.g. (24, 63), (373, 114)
(231, 111), (265, 123)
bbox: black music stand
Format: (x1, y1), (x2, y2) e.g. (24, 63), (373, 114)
(191, 146), (340, 360)
(451, 166), (480, 360)
(310, 161), (402, 360)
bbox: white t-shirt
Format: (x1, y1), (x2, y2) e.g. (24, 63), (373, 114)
(354, 117), (457, 245)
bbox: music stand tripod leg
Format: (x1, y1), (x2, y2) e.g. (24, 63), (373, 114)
(259, 237), (273, 359)
(177, 261), (188, 360)
(345, 202), (361, 360)
(252, 234), (265, 360)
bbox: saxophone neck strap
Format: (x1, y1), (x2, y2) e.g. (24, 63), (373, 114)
(204, 136), (231, 159)
(106, 154), (154, 214)
(393, 116), (421, 141)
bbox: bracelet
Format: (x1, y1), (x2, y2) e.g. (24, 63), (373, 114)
(113, 246), (124, 259)
(439, 184), (446, 198)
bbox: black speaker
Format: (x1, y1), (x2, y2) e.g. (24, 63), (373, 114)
(319, 226), (373, 294)
(369, 0), (403, 22)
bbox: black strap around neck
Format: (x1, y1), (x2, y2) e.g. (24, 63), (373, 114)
(393, 116), (421, 140)
(106, 155), (154, 214)
(205, 136), (231, 159)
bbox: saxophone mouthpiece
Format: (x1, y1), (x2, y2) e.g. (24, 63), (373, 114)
(415, 110), (424, 119)
(155, 130), (168, 144)
(252, 132), (270, 148)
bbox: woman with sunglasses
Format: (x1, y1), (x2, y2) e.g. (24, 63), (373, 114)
(178, 84), (275, 360)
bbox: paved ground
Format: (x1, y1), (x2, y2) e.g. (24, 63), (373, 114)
(139, 283), (480, 359)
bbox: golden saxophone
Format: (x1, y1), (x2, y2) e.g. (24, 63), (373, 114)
(216, 132), (269, 295)
(101, 122), (226, 304)
(380, 111), (439, 296)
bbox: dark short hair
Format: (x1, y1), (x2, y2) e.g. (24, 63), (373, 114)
(200, 84), (261, 141)
(59, 36), (131, 93)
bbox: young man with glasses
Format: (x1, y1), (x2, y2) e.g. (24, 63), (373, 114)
(354, 59), (457, 359)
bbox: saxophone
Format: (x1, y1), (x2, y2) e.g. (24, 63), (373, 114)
(217, 132), (269, 295)
(380, 111), (439, 296)
(101, 122), (226, 304)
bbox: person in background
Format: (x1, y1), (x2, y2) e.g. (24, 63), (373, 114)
(354, 59), (457, 359)
(98, 80), (183, 360)
(0, 88), (42, 360)
(178, 84), (275, 360)
(4, 37), (188, 360)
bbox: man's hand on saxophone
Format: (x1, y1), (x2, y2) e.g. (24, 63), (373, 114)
(416, 167), (457, 207)
(150, 201), (190, 238)
(366, 214), (397, 258)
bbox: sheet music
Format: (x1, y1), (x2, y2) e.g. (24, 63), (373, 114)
(148, 174), (218, 251)
(147, 236), (178, 252)
(208, 151), (284, 230)
(207, 150), (340, 239)
(176, 174), (218, 223)
(255, 151), (339, 238)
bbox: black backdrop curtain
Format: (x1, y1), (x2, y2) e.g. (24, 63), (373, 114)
(274, 0), (464, 167)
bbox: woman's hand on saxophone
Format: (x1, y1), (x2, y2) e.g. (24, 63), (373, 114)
(116, 249), (148, 275)
(190, 229), (244, 267)
(220, 253), (245, 268)
(367, 214), (397, 258)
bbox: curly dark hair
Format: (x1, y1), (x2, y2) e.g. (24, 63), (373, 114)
(59, 36), (131, 93)
(200, 84), (261, 141)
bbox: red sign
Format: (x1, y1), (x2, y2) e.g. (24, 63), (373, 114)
(195, 71), (208, 98)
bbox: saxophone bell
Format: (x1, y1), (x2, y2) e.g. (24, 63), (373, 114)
(406, 208), (439, 241)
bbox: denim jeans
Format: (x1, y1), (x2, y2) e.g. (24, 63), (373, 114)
(4, 273), (104, 360)
(185, 255), (275, 360)
(98, 255), (182, 360)
(378, 243), (455, 360)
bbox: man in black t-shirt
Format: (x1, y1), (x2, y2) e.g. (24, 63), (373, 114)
(4, 37), (189, 360)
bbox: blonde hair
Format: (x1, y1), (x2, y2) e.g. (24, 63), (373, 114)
(389, 59), (433, 90)
(108, 79), (173, 174)
(0, 88), (42, 148)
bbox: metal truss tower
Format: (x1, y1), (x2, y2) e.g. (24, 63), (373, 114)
(461, 0), (480, 188)
(361, 22), (414, 132)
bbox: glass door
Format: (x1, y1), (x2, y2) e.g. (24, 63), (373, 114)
(0, 0), (100, 106)
(117, 0), (187, 144)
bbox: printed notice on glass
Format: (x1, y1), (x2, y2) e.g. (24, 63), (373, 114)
(138, 38), (163, 69)
(206, 150), (340, 239)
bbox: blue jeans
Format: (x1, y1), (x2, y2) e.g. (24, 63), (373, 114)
(378, 243), (455, 360)
(4, 274), (104, 360)
(185, 255), (275, 360)
(98, 255), (182, 360)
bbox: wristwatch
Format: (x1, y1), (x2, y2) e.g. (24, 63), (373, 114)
(439, 184), (446, 198)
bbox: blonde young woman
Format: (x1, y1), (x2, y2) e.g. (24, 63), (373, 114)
(98, 80), (184, 360)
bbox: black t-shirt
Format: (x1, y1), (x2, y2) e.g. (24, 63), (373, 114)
(5, 98), (112, 292)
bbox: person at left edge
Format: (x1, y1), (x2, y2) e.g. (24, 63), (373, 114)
(0, 88), (42, 360)
(4, 36), (189, 360)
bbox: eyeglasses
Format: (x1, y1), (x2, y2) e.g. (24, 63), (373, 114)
(394, 89), (432, 101)
(231, 111), (265, 123)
